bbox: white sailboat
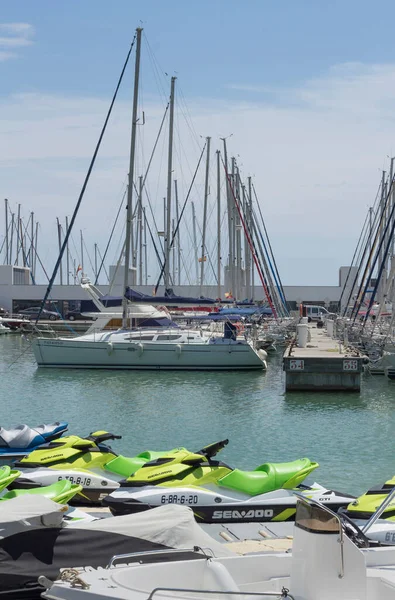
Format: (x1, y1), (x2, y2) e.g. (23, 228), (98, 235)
(32, 30), (267, 372)
(32, 328), (266, 370)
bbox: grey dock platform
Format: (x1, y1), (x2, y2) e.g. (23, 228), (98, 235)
(283, 324), (363, 391)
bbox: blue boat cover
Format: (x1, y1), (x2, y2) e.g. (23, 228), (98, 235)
(125, 287), (217, 305)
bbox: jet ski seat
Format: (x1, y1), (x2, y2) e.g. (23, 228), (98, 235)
(0, 422), (67, 448)
(105, 451), (178, 477)
(32, 422), (67, 438)
(105, 455), (147, 477)
(218, 458), (318, 496)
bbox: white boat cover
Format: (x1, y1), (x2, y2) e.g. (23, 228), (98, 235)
(0, 495), (64, 524)
(0, 503), (232, 597)
(0, 496), (65, 542)
(71, 504), (233, 558)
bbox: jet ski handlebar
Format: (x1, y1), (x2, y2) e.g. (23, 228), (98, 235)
(87, 432), (122, 445)
(197, 439), (229, 459)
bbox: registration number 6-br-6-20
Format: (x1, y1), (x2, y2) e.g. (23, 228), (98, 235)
(161, 494), (198, 504)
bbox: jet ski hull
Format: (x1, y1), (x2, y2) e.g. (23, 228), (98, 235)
(103, 484), (355, 522)
(9, 467), (122, 505)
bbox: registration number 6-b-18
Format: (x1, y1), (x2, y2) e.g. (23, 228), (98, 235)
(58, 475), (92, 486)
(161, 494), (198, 504)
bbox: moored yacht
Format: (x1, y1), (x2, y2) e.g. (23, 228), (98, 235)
(32, 327), (267, 370)
(32, 279), (267, 370)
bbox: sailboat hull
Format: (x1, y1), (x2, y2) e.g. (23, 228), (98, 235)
(32, 338), (266, 370)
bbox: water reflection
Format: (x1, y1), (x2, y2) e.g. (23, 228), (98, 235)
(283, 390), (366, 411)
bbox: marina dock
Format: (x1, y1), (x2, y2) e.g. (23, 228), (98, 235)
(283, 323), (364, 391)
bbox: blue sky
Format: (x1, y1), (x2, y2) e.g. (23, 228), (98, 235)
(2, 0), (393, 97)
(1, 1), (395, 288)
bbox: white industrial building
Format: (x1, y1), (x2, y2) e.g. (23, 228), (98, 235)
(0, 264), (357, 314)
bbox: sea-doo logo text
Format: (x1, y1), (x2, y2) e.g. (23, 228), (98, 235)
(213, 509), (274, 520)
(43, 454), (63, 460)
(147, 470), (172, 479)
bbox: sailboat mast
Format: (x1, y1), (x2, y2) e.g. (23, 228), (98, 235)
(234, 163), (242, 300)
(243, 184), (251, 300)
(143, 207), (148, 286)
(57, 218), (63, 284)
(174, 180), (181, 286)
(391, 158), (395, 260)
(216, 150), (221, 299)
(80, 229), (84, 274)
(30, 212), (34, 271)
(19, 217), (25, 267)
(5, 199), (8, 264)
(138, 175), (143, 285)
(192, 201), (199, 285)
(164, 76), (176, 291)
(378, 170), (386, 301)
(248, 176), (254, 299)
(16, 204), (21, 266)
(94, 243), (98, 282)
(34, 221), (39, 280)
(9, 213), (14, 265)
(172, 218), (176, 284)
(65, 216), (70, 285)
(122, 27), (142, 328)
(200, 136), (211, 295)
(221, 138), (234, 297)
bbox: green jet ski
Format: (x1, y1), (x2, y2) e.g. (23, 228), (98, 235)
(342, 475), (395, 521)
(11, 431), (186, 504)
(103, 439), (355, 522)
(0, 464), (83, 505)
(0, 465), (21, 492)
(0, 479), (83, 505)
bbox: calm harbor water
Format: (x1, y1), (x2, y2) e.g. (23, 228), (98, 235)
(1, 334), (395, 496)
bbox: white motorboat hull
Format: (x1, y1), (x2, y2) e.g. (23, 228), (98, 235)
(32, 337), (266, 370)
(41, 498), (395, 600)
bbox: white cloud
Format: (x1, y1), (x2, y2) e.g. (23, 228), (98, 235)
(0, 51), (16, 62)
(0, 23), (34, 35)
(0, 22), (34, 61)
(0, 36), (33, 47)
(1, 62), (395, 285)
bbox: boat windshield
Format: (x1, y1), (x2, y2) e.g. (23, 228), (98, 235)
(295, 500), (340, 534)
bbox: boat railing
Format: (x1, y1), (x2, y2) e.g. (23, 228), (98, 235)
(26, 323), (59, 338)
(147, 588), (294, 600)
(106, 546), (215, 568)
(362, 487), (395, 535)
